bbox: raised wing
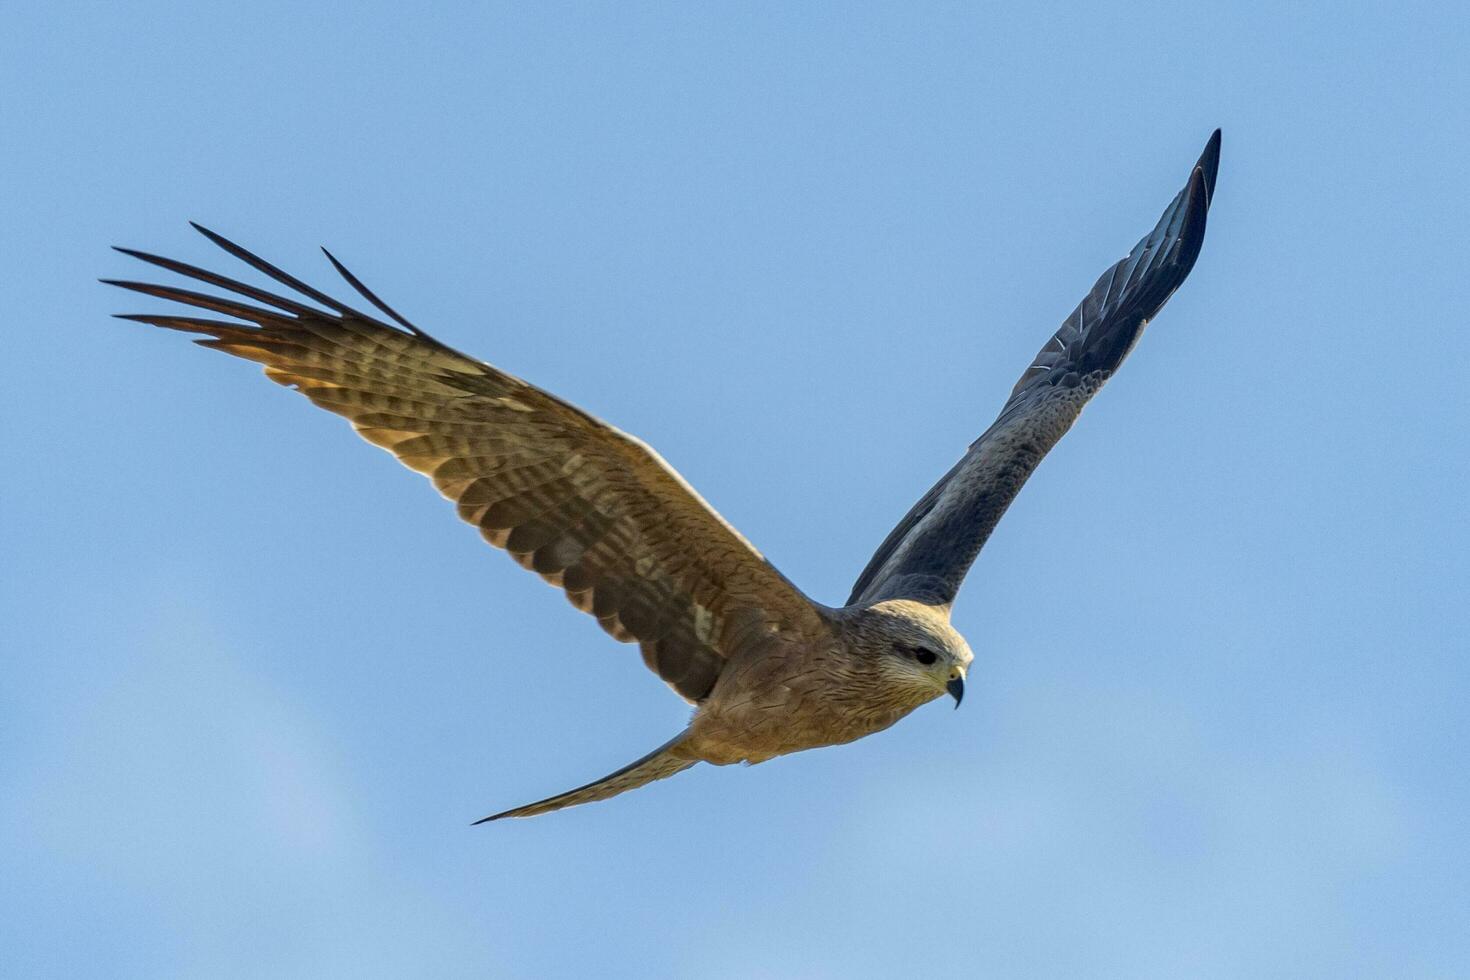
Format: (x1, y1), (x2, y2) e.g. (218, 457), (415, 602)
(848, 130), (1220, 608)
(107, 225), (824, 702)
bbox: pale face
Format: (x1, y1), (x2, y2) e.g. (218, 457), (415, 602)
(862, 600), (973, 707)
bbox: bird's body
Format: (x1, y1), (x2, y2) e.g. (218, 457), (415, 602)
(691, 600), (968, 766)
(107, 130), (1220, 820)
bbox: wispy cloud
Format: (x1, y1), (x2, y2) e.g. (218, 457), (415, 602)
(1, 601), (503, 978)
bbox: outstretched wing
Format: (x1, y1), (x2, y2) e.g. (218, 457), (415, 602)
(107, 225), (824, 702)
(848, 130), (1221, 608)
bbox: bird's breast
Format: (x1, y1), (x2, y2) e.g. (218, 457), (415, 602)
(687, 645), (923, 765)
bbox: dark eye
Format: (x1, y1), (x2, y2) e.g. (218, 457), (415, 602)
(915, 647), (938, 666)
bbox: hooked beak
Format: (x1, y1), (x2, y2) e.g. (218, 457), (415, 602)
(946, 674), (965, 709)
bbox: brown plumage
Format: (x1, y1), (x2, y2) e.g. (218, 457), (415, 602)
(107, 130), (1219, 820)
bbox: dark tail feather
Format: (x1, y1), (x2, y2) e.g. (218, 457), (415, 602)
(476, 732), (697, 823)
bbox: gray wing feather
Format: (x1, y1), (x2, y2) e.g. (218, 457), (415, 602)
(848, 130), (1220, 608)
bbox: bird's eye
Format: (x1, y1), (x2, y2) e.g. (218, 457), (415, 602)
(915, 647), (938, 666)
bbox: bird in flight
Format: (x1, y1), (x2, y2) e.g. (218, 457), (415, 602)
(107, 130), (1220, 821)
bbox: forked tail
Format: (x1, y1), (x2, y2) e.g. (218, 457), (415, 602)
(475, 732), (698, 822)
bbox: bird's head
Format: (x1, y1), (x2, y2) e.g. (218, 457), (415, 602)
(852, 599), (973, 708)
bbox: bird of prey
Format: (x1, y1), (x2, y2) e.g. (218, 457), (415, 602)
(107, 130), (1220, 821)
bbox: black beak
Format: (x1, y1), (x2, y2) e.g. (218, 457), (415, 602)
(946, 675), (964, 708)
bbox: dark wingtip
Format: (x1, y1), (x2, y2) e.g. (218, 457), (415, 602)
(189, 222), (261, 264)
(1173, 165), (1211, 274)
(99, 278), (155, 294)
(471, 811), (507, 826)
(1195, 129), (1222, 207)
(189, 221), (229, 247)
(190, 221), (250, 259)
(181, 222), (380, 323)
(320, 245), (434, 339)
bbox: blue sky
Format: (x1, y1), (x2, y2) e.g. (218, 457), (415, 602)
(3, 2), (1468, 977)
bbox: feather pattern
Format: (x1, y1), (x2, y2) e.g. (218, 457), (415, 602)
(108, 226), (825, 702)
